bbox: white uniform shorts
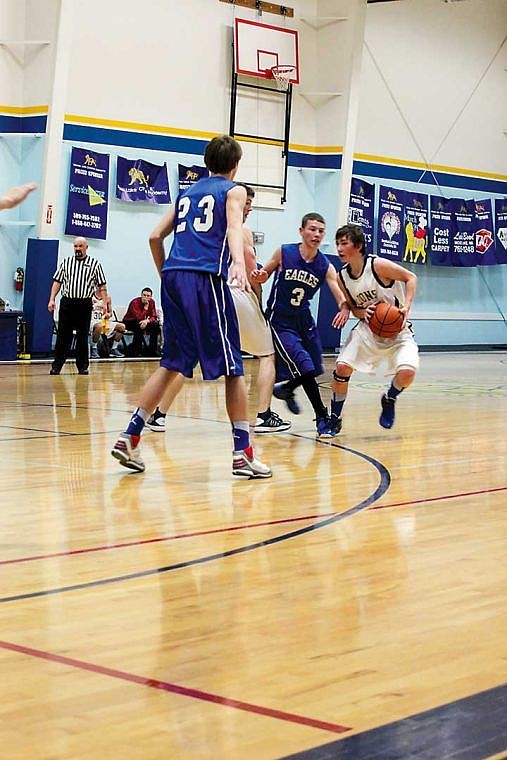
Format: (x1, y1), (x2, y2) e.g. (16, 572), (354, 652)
(91, 320), (122, 339)
(229, 285), (274, 357)
(338, 320), (419, 375)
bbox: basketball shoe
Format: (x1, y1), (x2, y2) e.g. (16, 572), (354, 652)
(146, 410), (166, 432)
(90, 346), (99, 359)
(110, 347), (124, 358)
(232, 446), (272, 479)
(254, 411), (291, 434)
(111, 433), (145, 472)
(316, 413), (336, 438)
(379, 394), (396, 429)
(329, 413), (343, 436)
(273, 382), (301, 414)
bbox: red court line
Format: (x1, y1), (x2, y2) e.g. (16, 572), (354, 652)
(0, 639), (350, 735)
(369, 485), (507, 510)
(0, 512), (335, 566)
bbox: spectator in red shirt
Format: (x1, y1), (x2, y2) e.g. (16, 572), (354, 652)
(123, 287), (160, 356)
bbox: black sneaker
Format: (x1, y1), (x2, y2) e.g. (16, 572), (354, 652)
(146, 412), (166, 432)
(273, 382), (301, 414)
(379, 394), (396, 429)
(254, 411), (291, 433)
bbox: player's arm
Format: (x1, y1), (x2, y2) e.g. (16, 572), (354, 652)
(149, 207), (175, 275)
(326, 264), (350, 328)
(251, 247), (282, 284)
(0, 182), (36, 211)
(243, 226), (262, 300)
(226, 185), (250, 292)
(103, 293), (113, 319)
(373, 257), (417, 324)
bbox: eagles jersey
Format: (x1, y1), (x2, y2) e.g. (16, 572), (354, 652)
(339, 255), (406, 311)
(163, 175), (236, 279)
(266, 243), (329, 320)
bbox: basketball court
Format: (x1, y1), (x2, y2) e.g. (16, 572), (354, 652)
(0, 351), (505, 758)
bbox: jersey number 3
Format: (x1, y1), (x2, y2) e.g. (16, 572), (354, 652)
(176, 195), (215, 233)
(290, 287), (305, 307)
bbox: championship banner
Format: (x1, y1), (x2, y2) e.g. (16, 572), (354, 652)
(429, 196), (454, 267)
(453, 199), (478, 267)
(65, 147), (109, 240)
(377, 186), (405, 261)
(347, 178), (375, 254)
(403, 191), (429, 266)
(494, 198), (507, 264)
(116, 157), (171, 204)
(474, 199), (496, 266)
(178, 164), (209, 192)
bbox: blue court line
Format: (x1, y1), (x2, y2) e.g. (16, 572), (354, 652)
(281, 682), (507, 759)
(0, 440), (390, 604)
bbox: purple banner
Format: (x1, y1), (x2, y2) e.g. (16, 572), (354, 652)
(403, 191), (429, 266)
(453, 199), (478, 267)
(474, 199), (496, 266)
(65, 147), (109, 240)
(494, 198), (507, 264)
(347, 178), (375, 254)
(178, 164), (209, 192)
(429, 196), (454, 267)
(116, 156), (170, 204)
(377, 186), (405, 261)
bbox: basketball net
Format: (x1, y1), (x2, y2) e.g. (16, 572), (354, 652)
(269, 65), (296, 91)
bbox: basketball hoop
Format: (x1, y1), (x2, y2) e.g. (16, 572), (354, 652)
(268, 65), (296, 91)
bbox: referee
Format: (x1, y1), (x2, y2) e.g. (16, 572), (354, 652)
(48, 236), (107, 375)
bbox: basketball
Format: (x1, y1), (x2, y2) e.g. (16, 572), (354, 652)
(368, 302), (404, 338)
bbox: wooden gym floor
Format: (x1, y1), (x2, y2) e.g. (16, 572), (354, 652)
(0, 352), (505, 759)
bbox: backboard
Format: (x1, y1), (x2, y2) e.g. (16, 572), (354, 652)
(234, 18), (299, 83)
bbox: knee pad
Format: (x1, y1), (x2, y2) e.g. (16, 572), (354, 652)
(333, 370), (350, 384)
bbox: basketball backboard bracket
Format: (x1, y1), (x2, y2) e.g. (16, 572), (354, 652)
(219, 0), (294, 19)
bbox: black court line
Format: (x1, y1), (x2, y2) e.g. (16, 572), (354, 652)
(0, 439), (391, 604)
(281, 682), (507, 759)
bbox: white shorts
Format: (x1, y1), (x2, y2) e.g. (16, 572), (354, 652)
(229, 285), (274, 357)
(91, 320), (122, 339)
(338, 320), (419, 375)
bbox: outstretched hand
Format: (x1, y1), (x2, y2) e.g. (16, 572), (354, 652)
(332, 305), (350, 329)
(228, 261), (251, 292)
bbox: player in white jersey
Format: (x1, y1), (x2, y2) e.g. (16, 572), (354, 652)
(90, 290), (125, 358)
(330, 224), (419, 431)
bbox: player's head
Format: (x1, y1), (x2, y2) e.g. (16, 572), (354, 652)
(300, 213), (326, 248)
(204, 135), (242, 177)
(335, 224), (366, 257)
(73, 237), (88, 259)
(236, 182), (254, 221)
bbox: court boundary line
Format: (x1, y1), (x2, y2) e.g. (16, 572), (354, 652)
(370, 485), (506, 510)
(0, 638), (351, 735)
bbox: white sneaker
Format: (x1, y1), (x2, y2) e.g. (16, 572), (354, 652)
(146, 412), (166, 432)
(254, 411), (291, 434)
(232, 447), (272, 479)
(111, 433), (145, 472)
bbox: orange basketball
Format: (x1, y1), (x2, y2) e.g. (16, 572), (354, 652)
(368, 302), (404, 338)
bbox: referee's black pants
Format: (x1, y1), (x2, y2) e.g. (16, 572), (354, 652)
(52, 297), (92, 373)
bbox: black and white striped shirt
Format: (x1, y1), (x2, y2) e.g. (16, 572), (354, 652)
(53, 255), (106, 299)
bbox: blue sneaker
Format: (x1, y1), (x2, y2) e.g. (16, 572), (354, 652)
(379, 394), (396, 429)
(329, 414), (343, 435)
(273, 382), (301, 415)
(316, 414), (336, 438)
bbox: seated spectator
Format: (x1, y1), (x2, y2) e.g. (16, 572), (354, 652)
(123, 287), (160, 356)
(90, 289), (125, 358)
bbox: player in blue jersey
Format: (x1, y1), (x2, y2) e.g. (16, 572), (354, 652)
(252, 213), (350, 437)
(111, 135), (271, 479)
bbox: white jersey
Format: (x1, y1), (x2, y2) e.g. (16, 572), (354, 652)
(339, 255), (406, 311)
(91, 296), (105, 323)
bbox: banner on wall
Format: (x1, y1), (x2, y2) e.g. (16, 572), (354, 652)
(377, 186), (404, 261)
(403, 191), (429, 266)
(494, 198), (507, 264)
(473, 199), (497, 266)
(65, 147), (109, 239)
(453, 199), (478, 267)
(347, 178), (375, 254)
(429, 196), (454, 267)
(116, 157), (171, 204)
(178, 164), (209, 192)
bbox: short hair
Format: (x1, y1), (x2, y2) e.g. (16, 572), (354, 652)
(301, 212), (325, 228)
(204, 135), (242, 174)
(335, 224), (366, 254)
(142, 287), (153, 296)
(236, 182), (255, 199)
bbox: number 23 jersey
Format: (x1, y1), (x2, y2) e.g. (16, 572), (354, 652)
(265, 243), (329, 321)
(163, 175), (236, 279)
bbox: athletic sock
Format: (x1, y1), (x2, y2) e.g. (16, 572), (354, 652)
(387, 381), (403, 400)
(257, 408), (270, 420)
(331, 395), (346, 418)
(301, 375), (326, 417)
(232, 420), (250, 451)
(125, 407), (149, 437)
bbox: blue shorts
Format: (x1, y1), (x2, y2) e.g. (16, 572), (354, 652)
(270, 311), (324, 381)
(160, 270), (244, 380)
